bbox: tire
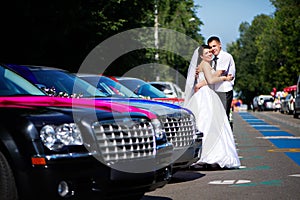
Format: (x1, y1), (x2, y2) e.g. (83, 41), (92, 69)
(0, 151), (18, 200)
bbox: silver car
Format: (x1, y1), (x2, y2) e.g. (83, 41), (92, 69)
(294, 75), (300, 118)
(281, 94), (295, 114)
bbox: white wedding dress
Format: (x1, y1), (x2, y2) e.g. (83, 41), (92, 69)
(185, 72), (240, 168)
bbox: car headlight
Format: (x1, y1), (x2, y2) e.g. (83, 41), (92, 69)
(151, 118), (167, 142)
(40, 123), (83, 151)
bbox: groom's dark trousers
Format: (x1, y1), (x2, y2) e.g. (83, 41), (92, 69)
(216, 90), (233, 121)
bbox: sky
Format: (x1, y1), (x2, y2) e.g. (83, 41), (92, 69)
(194, 0), (276, 50)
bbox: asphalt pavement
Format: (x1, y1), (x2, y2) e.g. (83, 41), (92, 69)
(142, 111), (300, 200)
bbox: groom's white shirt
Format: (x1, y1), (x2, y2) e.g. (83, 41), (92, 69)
(214, 50), (235, 92)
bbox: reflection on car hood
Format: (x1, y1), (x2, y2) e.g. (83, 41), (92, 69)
(0, 96), (157, 119)
(95, 97), (193, 116)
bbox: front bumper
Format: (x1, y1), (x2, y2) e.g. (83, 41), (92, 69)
(17, 154), (172, 200)
(172, 131), (203, 171)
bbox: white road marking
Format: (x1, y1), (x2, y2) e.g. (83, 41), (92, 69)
(209, 180), (251, 185)
(289, 174), (300, 177)
(235, 180), (252, 184)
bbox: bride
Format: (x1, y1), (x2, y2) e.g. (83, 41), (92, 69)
(184, 44), (240, 169)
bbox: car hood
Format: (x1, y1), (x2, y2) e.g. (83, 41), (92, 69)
(95, 97), (193, 116)
(0, 96), (157, 119)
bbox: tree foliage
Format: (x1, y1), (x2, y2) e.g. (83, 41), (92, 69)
(0, 0), (203, 78)
(228, 0), (300, 106)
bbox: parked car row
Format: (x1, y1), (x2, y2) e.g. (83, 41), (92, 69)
(252, 75), (300, 119)
(0, 63), (203, 199)
(252, 95), (274, 111)
(252, 94), (296, 113)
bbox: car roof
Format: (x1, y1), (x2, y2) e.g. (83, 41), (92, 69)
(7, 64), (67, 72)
(116, 77), (141, 80)
(149, 81), (173, 85)
(77, 73), (101, 77)
(116, 77), (148, 84)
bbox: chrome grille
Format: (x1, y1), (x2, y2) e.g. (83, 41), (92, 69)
(92, 119), (156, 163)
(160, 114), (196, 148)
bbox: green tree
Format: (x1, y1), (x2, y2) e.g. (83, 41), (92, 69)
(151, 0), (204, 84)
(229, 15), (273, 105)
(270, 0), (300, 85)
(229, 0), (300, 105)
(0, 0), (203, 79)
(106, 0), (204, 86)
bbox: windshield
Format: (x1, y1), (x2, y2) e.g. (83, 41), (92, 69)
(0, 65), (45, 96)
(151, 83), (171, 91)
(118, 79), (167, 98)
(6, 65), (107, 98)
(32, 70), (106, 97)
(80, 76), (139, 98)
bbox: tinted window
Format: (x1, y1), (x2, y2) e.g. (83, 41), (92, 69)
(0, 66), (45, 96)
(119, 79), (166, 98)
(80, 76), (138, 98)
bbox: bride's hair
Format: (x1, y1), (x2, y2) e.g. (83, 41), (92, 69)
(197, 44), (211, 66)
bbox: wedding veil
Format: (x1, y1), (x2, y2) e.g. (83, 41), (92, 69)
(183, 47), (202, 107)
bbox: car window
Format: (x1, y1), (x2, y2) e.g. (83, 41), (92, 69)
(37, 70), (106, 97)
(137, 84), (166, 98)
(119, 79), (166, 98)
(150, 83), (167, 91)
(0, 66), (45, 96)
(6, 65), (107, 98)
(118, 79), (144, 92)
(80, 76), (139, 98)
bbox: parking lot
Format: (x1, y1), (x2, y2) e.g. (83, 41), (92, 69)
(143, 111), (300, 200)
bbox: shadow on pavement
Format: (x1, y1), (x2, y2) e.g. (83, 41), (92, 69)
(168, 170), (205, 184)
(142, 196), (172, 200)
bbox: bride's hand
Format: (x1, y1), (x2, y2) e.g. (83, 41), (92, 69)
(194, 81), (205, 92)
(194, 83), (200, 92)
(195, 65), (200, 77)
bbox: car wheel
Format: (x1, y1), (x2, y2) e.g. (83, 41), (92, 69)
(0, 151), (18, 200)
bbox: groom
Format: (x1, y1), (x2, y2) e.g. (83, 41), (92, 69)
(193, 36), (236, 122)
(207, 36), (236, 121)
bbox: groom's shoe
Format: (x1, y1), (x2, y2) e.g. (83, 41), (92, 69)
(189, 163), (209, 170)
(207, 163), (222, 170)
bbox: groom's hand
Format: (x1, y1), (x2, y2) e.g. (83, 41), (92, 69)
(226, 74), (234, 81)
(216, 70), (224, 76)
